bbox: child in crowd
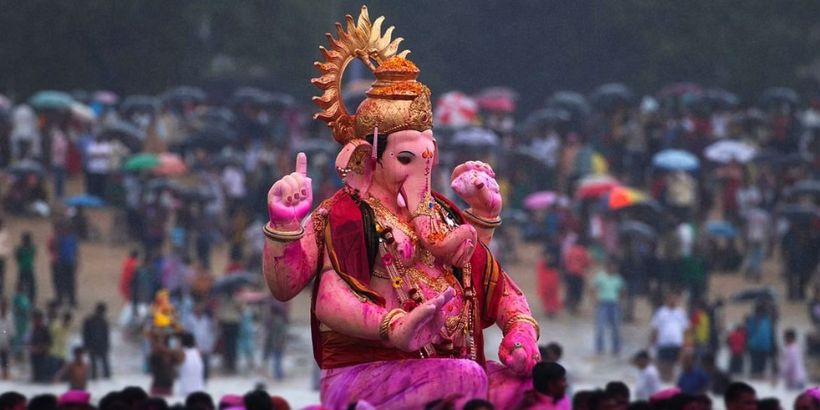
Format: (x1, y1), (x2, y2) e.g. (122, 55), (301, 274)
(54, 347), (89, 391)
(536, 250), (563, 318)
(727, 324), (747, 375)
(632, 350), (661, 401)
(779, 328), (806, 390)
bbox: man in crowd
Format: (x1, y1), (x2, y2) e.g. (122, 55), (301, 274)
(53, 224), (79, 307)
(82, 302), (111, 379)
(525, 362), (570, 409)
(725, 382), (758, 410)
(29, 310), (51, 383)
(650, 292), (689, 381)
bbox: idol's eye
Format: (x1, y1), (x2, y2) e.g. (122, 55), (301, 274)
(397, 151), (415, 165)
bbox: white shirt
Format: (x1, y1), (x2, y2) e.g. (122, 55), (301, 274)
(86, 141), (113, 174)
(780, 343), (807, 387)
(651, 306), (689, 347)
(676, 223), (694, 257)
(220, 166), (246, 199)
(635, 364), (661, 401)
(177, 348), (205, 396)
(745, 209), (770, 243)
(183, 314), (216, 354)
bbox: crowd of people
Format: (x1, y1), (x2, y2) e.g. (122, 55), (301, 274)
(0, 79), (817, 407)
(2, 364), (820, 410)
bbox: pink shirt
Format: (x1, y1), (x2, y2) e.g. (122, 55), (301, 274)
(51, 129), (68, 168)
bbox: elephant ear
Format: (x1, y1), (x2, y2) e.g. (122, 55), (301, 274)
(335, 139), (374, 194)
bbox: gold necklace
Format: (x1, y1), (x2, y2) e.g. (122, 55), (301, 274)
(366, 196), (419, 243)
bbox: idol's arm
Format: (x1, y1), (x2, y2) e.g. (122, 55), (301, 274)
(495, 274), (540, 376)
(262, 152), (320, 301)
(262, 222), (321, 301)
(314, 268), (456, 351)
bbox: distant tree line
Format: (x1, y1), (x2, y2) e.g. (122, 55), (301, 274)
(0, 0), (818, 112)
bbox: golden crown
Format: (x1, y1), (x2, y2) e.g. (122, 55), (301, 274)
(311, 6), (433, 144)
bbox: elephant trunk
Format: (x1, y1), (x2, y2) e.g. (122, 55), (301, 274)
(402, 178), (477, 268)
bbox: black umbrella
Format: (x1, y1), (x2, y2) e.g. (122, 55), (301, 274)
(100, 121), (144, 152)
(177, 186), (215, 202)
(212, 272), (258, 295)
(145, 178), (181, 193)
(778, 204), (820, 220)
(760, 87), (799, 108)
(616, 199), (664, 218)
(590, 83), (634, 110)
(262, 92), (296, 109)
(121, 95), (159, 113)
(704, 88), (739, 110)
(730, 287), (777, 304)
(214, 152), (244, 168)
(187, 126), (238, 152)
(546, 91), (590, 118)
(786, 179), (820, 198)
(229, 87), (268, 106)
(196, 107), (236, 128)
(162, 86), (206, 104)
(521, 108), (571, 132)
(618, 220), (657, 240)
(752, 150), (810, 166)
(8, 159), (46, 177)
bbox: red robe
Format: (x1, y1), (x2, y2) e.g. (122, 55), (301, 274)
(310, 189), (508, 369)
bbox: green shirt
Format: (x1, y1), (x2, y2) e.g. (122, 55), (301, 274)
(15, 245), (35, 272)
(593, 271), (623, 303)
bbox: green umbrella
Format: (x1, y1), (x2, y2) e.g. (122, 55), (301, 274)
(29, 91), (74, 110)
(123, 153), (160, 171)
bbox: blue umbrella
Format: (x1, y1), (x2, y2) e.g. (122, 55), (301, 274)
(652, 149), (700, 171)
(29, 91), (74, 110)
(64, 194), (105, 207)
(706, 221), (737, 238)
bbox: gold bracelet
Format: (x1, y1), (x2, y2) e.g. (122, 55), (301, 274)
(463, 209), (502, 228)
(263, 223), (305, 242)
(379, 308), (406, 342)
(503, 314), (540, 340)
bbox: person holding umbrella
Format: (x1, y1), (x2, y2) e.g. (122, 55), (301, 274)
(563, 237), (591, 315)
(49, 116), (69, 199)
(84, 135), (113, 198)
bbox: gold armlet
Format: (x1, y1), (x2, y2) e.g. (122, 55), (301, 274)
(379, 308), (407, 342)
(503, 314), (540, 340)
(263, 223), (305, 242)
(463, 209), (502, 229)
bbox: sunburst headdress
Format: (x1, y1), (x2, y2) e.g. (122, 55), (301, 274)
(312, 6), (433, 145)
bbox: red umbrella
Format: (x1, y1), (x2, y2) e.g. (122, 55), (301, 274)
(475, 87), (517, 113)
(607, 186), (647, 210)
(434, 91), (478, 128)
(153, 153), (188, 176)
(575, 175), (621, 199)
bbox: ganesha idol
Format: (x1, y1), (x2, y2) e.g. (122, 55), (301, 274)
(262, 6), (540, 409)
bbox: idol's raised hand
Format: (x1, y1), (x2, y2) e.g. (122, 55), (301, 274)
(450, 161), (502, 218)
(267, 152), (313, 229)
